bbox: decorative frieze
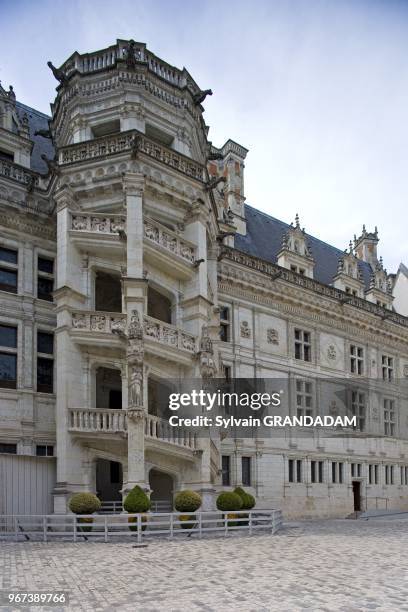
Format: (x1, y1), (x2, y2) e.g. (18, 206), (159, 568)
(59, 129), (205, 182)
(71, 312), (127, 333)
(223, 247), (408, 329)
(0, 158), (39, 187)
(71, 213), (126, 234)
(143, 315), (196, 353)
(144, 217), (195, 263)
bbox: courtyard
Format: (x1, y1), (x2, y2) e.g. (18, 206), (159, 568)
(0, 519), (407, 611)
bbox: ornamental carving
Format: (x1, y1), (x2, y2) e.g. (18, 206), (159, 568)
(404, 365), (408, 378)
(240, 321), (251, 338)
(267, 328), (279, 345)
(128, 365), (143, 408)
(327, 345), (337, 360)
(144, 218), (195, 263)
(71, 214), (125, 234)
(128, 310), (143, 340)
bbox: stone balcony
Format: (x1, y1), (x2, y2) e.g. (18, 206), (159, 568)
(69, 212), (196, 275)
(0, 158), (40, 188)
(68, 408), (197, 454)
(58, 129), (205, 183)
(70, 310), (197, 360)
(143, 315), (197, 363)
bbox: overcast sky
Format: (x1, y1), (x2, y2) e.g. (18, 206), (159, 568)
(1, 0), (407, 270)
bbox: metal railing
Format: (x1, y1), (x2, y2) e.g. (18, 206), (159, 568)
(0, 510), (283, 542)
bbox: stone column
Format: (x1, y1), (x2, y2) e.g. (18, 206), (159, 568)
(121, 173), (149, 494)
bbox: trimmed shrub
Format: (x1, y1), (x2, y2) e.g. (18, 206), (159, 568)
(216, 491), (243, 512)
(68, 493), (101, 514)
(234, 487), (256, 510)
(123, 485), (151, 513)
(174, 490), (202, 512)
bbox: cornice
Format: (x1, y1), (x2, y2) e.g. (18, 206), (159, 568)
(0, 210), (56, 241)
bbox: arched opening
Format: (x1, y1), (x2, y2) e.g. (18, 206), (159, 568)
(96, 459), (122, 502)
(149, 469), (174, 511)
(95, 271), (122, 312)
(95, 367), (122, 409)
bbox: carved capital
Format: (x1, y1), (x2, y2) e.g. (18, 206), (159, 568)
(122, 172), (144, 197)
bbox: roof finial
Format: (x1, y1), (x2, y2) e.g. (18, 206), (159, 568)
(349, 240), (353, 254)
(295, 213), (300, 229)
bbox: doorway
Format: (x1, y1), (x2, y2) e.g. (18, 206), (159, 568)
(149, 469), (174, 511)
(96, 459), (122, 502)
(352, 481), (361, 512)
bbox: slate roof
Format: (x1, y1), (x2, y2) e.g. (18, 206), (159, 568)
(16, 102), (54, 174)
(235, 204), (373, 290)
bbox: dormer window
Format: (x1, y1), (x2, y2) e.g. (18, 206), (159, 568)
(277, 215), (315, 278)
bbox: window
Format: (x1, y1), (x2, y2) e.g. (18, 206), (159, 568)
(0, 246), (18, 294)
(0, 324), (17, 389)
(222, 455), (231, 486)
(369, 464), (379, 485)
(351, 463), (362, 478)
(242, 457), (251, 486)
(290, 265), (306, 275)
(296, 380), (313, 417)
(401, 466), (408, 486)
(311, 460), (324, 483)
(382, 356), (394, 381)
(288, 459), (302, 483)
(36, 445), (54, 457)
(37, 331), (54, 393)
(350, 345), (364, 375)
(384, 399), (396, 437)
(385, 465), (394, 485)
(0, 443), (17, 454)
(220, 307), (231, 342)
(37, 256), (54, 302)
(351, 390), (365, 431)
(294, 329), (311, 362)
(331, 462), (344, 484)
(223, 365), (232, 383)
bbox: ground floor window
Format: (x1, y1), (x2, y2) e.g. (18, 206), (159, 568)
(331, 462), (344, 484)
(289, 459), (302, 483)
(242, 456), (251, 486)
(311, 460), (324, 483)
(369, 464), (379, 485)
(222, 455), (231, 486)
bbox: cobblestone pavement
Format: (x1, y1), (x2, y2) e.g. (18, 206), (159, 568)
(1, 519), (408, 612)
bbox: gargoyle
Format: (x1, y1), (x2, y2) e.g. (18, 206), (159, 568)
(193, 89), (213, 105)
(35, 129), (52, 139)
(47, 61), (68, 85)
(205, 176), (226, 191)
(41, 154), (59, 176)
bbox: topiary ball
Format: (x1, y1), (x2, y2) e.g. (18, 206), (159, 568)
(216, 491), (243, 512)
(174, 490), (202, 512)
(123, 485), (151, 513)
(233, 487), (256, 510)
(68, 493), (101, 514)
